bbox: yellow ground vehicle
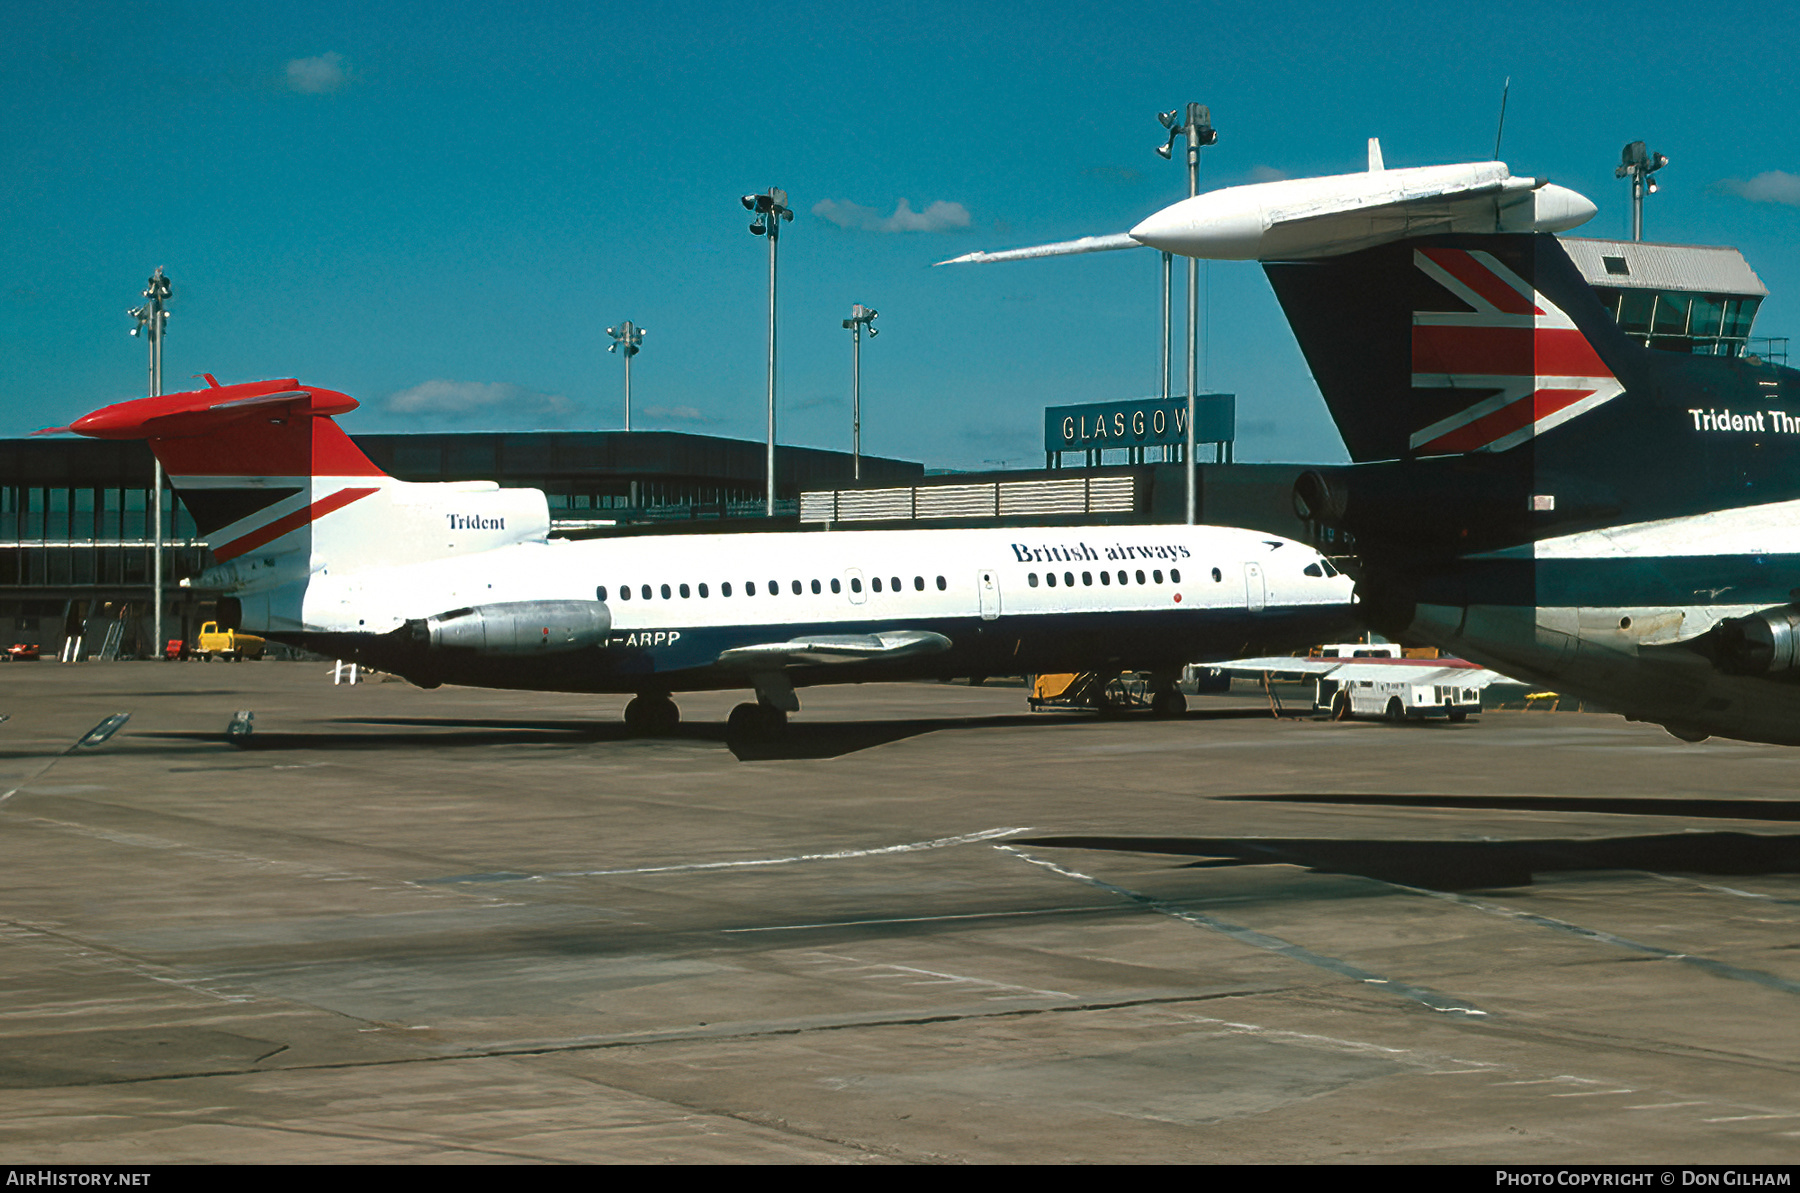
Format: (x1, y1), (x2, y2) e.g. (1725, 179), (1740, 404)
(196, 621), (265, 661)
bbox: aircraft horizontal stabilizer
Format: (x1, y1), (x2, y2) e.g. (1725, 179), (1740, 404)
(717, 630), (952, 669)
(934, 233), (1140, 267)
(936, 156), (1595, 269)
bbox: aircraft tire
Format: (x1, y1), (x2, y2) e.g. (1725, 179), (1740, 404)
(727, 703), (762, 738)
(625, 695), (678, 736)
(624, 696), (654, 735)
(727, 702), (786, 740)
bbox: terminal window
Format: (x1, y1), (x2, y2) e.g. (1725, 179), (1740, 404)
(1594, 286), (1761, 356)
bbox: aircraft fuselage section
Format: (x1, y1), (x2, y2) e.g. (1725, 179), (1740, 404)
(268, 523), (1357, 694)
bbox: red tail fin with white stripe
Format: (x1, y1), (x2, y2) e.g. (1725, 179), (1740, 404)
(70, 378), (549, 632)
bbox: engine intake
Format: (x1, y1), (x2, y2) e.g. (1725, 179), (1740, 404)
(416, 600), (611, 655)
(1714, 605), (1800, 674)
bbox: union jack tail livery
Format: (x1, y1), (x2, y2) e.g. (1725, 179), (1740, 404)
(1265, 232), (1639, 464)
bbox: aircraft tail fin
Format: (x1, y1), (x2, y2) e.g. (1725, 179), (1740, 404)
(1263, 232), (1638, 463)
(70, 379), (548, 630)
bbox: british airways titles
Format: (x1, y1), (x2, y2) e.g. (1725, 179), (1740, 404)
(1011, 540), (1193, 564)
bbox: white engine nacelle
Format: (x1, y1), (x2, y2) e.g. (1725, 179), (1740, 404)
(417, 600), (611, 655)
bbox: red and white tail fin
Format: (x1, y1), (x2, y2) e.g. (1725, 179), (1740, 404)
(70, 378), (549, 631)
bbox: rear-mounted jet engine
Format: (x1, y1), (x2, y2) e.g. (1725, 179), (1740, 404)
(410, 600), (611, 655)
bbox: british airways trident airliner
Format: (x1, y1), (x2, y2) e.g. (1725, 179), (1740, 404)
(61, 380), (1356, 738)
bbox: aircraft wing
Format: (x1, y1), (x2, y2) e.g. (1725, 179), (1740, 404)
(1214, 656), (1514, 687)
(716, 630), (953, 669)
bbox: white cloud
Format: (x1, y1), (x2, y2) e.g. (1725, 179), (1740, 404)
(1716, 171), (1800, 207)
(286, 52), (349, 95)
(385, 380), (578, 426)
(640, 405), (714, 425)
(812, 197), (972, 233)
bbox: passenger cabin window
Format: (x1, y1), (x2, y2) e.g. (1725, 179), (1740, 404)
(872, 577), (883, 593)
(768, 579), (779, 594)
(914, 576), (924, 591)
(1082, 571), (1092, 585)
(722, 582), (733, 597)
(1064, 572), (1075, 587)
(936, 576), (946, 590)
(1045, 572), (1057, 587)
(811, 579), (821, 594)
(830, 578), (841, 593)
(1212, 568), (1222, 582)
(1153, 570), (1163, 583)
(1135, 570), (1146, 585)
(746, 581), (757, 596)
(679, 583), (690, 598)
(791, 580), (801, 595)
(851, 577), (862, 592)
(596, 585), (608, 601)
(1028, 573), (1039, 587)
(641, 584), (652, 600)
(618, 585), (631, 600)
(891, 577), (901, 592)
(1100, 571), (1111, 585)
(1170, 568), (1181, 582)
(662, 584), (673, 599)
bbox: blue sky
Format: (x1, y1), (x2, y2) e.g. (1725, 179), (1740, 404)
(5, 1), (1797, 468)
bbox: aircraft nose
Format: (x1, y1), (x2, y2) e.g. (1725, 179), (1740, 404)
(1129, 193), (1265, 260)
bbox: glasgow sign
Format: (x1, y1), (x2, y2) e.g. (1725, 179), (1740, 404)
(1044, 395), (1235, 454)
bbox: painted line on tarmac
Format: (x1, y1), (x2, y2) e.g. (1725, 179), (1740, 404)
(427, 826), (1033, 884)
(1636, 869), (1800, 909)
(992, 844), (1490, 1019)
(1224, 838), (1800, 1000)
(723, 904), (1113, 933)
(1405, 885), (1800, 999)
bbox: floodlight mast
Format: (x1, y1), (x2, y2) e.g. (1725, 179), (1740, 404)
(1158, 103), (1217, 524)
(127, 267), (171, 659)
(743, 187), (793, 516)
(606, 321), (645, 431)
(1615, 141), (1668, 242)
(842, 304), (878, 480)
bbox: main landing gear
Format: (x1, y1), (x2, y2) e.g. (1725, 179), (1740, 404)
(728, 672), (799, 742)
(727, 701), (788, 739)
(623, 693), (680, 736)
